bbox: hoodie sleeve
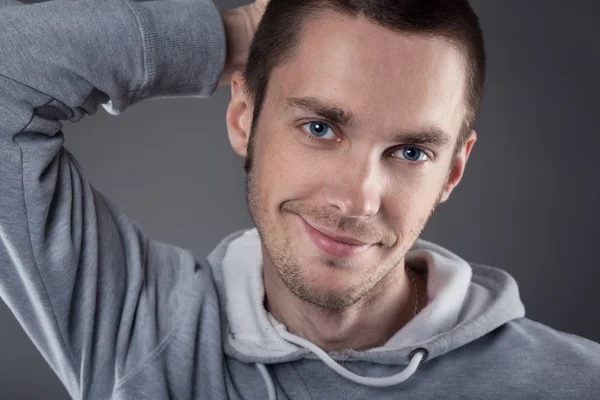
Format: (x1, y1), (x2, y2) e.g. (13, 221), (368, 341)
(0, 0), (225, 397)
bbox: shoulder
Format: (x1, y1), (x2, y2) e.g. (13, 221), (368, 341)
(453, 317), (600, 398)
(504, 317), (600, 360)
(493, 317), (600, 392)
(463, 316), (600, 369)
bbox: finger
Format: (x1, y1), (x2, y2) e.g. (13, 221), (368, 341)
(256, 0), (269, 8)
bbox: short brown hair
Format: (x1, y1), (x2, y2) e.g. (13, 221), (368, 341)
(243, 0), (486, 169)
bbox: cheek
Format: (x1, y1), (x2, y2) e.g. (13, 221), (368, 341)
(383, 173), (443, 227)
(256, 128), (327, 201)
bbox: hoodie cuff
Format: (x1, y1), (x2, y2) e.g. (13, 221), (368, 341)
(129, 0), (226, 101)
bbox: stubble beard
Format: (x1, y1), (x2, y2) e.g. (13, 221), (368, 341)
(245, 149), (445, 311)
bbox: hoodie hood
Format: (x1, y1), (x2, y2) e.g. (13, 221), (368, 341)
(207, 228), (525, 366)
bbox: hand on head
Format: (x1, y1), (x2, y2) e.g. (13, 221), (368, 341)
(219, 0), (271, 86)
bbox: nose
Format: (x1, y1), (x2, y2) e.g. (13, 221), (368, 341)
(324, 154), (383, 217)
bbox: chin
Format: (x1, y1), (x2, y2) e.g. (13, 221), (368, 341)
(278, 255), (374, 306)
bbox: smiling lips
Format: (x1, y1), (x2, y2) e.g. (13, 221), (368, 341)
(301, 218), (375, 259)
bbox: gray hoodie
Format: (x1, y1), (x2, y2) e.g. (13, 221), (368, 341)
(0, 0), (598, 399)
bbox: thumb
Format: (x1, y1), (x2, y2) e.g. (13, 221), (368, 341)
(245, 0), (270, 33)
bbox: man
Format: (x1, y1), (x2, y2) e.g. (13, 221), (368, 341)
(0, 0), (598, 399)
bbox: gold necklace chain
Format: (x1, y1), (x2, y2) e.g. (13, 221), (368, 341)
(405, 267), (422, 316)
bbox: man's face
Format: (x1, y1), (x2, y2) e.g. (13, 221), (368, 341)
(233, 12), (473, 310)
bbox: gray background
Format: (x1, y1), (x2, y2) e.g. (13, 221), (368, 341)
(1, 0), (599, 398)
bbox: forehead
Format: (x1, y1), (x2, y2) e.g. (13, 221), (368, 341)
(268, 11), (468, 139)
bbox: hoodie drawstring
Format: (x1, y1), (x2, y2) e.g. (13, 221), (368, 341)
(256, 326), (427, 400)
(256, 363), (277, 400)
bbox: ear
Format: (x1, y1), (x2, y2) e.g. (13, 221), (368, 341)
(438, 129), (477, 203)
(226, 71), (254, 157)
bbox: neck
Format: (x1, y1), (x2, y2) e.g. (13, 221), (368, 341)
(263, 254), (425, 353)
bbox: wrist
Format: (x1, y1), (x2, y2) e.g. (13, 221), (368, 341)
(220, 9), (250, 85)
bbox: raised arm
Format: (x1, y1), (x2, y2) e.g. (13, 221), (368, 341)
(0, 0), (226, 397)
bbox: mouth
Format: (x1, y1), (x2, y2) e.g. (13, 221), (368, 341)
(299, 217), (375, 259)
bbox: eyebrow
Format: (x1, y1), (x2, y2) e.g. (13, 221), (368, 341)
(285, 97), (356, 128)
(285, 96), (454, 149)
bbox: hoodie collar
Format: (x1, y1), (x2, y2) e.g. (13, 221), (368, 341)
(207, 228), (525, 365)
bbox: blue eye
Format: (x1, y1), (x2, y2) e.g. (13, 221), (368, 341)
(392, 147), (429, 162)
(301, 121), (335, 139)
